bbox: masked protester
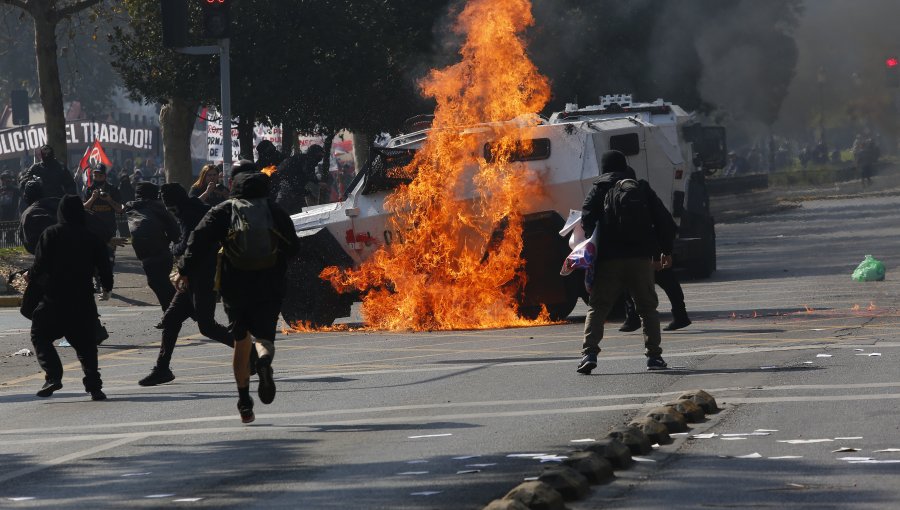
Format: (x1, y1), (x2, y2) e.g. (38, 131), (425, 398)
(28, 195), (113, 400)
(176, 160), (299, 423)
(83, 165), (124, 297)
(19, 145), (76, 199)
(274, 144), (325, 215)
(137, 183), (241, 386)
(124, 183), (180, 311)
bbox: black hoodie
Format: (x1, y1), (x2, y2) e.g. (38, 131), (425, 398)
(581, 171), (676, 260)
(30, 195), (113, 308)
(178, 172), (299, 302)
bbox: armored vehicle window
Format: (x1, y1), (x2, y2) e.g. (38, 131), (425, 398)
(483, 138), (551, 163)
(361, 148), (417, 195)
(609, 133), (640, 156)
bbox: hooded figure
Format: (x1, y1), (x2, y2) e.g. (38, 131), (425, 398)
(125, 182), (180, 311)
(18, 182), (59, 255)
(176, 165), (299, 422)
(28, 195), (113, 400)
(137, 183), (236, 387)
(274, 145), (325, 214)
(19, 145), (76, 198)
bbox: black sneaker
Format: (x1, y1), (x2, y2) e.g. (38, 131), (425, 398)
(664, 318), (692, 331)
(36, 379), (63, 398)
(95, 324), (109, 345)
(138, 367), (175, 387)
(576, 354), (598, 375)
(647, 356), (668, 370)
(619, 319), (641, 332)
(90, 389), (107, 401)
(238, 395), (255, 423)
(256, 356), (276, 404)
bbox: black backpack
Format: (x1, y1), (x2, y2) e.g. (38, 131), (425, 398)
(602, 178), (653, 242)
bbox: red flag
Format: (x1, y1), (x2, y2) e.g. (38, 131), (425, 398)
(77, 140), (113, 188)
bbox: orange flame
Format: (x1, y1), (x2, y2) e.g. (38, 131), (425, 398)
(261, 165), (277, 177)
(323, 0), (552, 331)
(867, 301), (877, 311)
(851, 304), (860, 311)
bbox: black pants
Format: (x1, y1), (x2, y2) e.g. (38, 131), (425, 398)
(624, 268), (687, 321)
(31, 301), (102, 391)
(141, 252), (176, 311)
(157, 285), (234, 369)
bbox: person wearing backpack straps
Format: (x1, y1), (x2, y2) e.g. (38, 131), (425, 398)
(175, 161), (299, 423)
(576, 150), (677, 375)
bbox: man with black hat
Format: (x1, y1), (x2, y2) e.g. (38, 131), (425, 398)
(19, 145), (76, 199)
(27, 195), (113, 400)
(124, 182), (180, 311)
(576, 150), (677, 375)
(176, 160), (299, 423)
(137, 183), (238, 386)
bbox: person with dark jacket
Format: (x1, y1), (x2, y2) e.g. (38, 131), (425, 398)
(28, 195), (113, 400)
(577, 150), (677, 375)
(19, 181), (58, 255)
(176, 161), (299, 423)
(125, 182), (180, 311)
(18, 145), (76, 199)
(137, 183), (237, 386)
(274, 144), (325, 215)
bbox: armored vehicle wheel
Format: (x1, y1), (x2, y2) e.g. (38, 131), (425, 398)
(281, 257), (348, 328)
(516, 213), (581, 321)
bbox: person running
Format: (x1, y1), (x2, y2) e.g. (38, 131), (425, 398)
(175, 161), (299, 423)
(124, 183), (180, 311)
(27, 195), (113, 400)
(137, 183), (241, 386)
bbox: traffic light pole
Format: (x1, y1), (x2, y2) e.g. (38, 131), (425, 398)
(176, 39), (232, 176)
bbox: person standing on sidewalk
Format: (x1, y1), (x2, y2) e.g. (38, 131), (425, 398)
(27, 195), (113, 400)
(137, 183), (240, 386)
(175, 161), (299, 423)
(577, 150), (677, 375)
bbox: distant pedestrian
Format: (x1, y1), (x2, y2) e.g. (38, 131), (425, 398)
(18, 145), (76, 199)
(125, 183), (180, 311)
(577, 150), (677, 375)
(176, 161), (299, 423)
(138, 183), (239, 386)
(27, 195), (113, 400)
(190, 164), (229, 207)
(0, 171), (21, 221)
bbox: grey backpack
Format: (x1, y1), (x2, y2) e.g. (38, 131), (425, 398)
(224, 198), (279, 270)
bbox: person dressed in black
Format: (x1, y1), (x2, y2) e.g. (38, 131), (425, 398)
(138, 184), (238, 386)
(18, 145), (76, 199)
(83, 165), (124, 298)
(176, 161), (299, 423)
(125, 183), (180, 311)
(28, 195), (113, 400)
(19, 181), (59, 255)
(0, 171), (21, 221)
(620, 268), (691, 332)
(274, 144), (325, 215)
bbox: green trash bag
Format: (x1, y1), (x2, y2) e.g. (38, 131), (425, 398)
(851, 255), (885, 282)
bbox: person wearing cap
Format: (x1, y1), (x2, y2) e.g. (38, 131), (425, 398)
(0, 171), (21, 223)
(18, 145), (76, 199)
(576, 150), (677, 375)
(124, 182), (180, 311)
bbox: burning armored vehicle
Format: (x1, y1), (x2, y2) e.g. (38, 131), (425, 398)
(282, 95), (726, 327)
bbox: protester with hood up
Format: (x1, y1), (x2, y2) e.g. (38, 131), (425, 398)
(274, 144), (325, 214)
(576, 150), (677, 375)
(176, 160), (299, 423)
(125, 182), (180, 311)
(137, 183), (238, 387)
(28, 195), (113, 400)
(18, 145), (76, 198)
(19, 181), (59, 255)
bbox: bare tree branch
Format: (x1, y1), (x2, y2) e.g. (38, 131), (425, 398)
(54, 0), (103, 20)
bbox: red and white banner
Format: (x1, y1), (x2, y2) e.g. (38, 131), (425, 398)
(76, 140), (113, 188)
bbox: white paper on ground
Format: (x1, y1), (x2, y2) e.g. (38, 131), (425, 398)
(12, 348), (33, 357)
(736, 453), (762, 459)
(778, 439), (833, 444)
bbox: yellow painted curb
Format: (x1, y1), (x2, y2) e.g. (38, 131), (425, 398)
(0, 295), (22, 307)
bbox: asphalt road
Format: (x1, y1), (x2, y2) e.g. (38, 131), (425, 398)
(2, 193), (900, 509)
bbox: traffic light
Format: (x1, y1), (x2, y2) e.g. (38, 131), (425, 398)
(11, 89), (29, 126)
(160, 0), (189, 48)
(886, 57), (899, 88)
(202, 0), (230, 39)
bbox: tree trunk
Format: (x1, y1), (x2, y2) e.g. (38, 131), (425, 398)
(33, 9), (67, 165)
(351, 132), (371, 174)
(160, 98), (198, 189)
(237, 114), (254, 161)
